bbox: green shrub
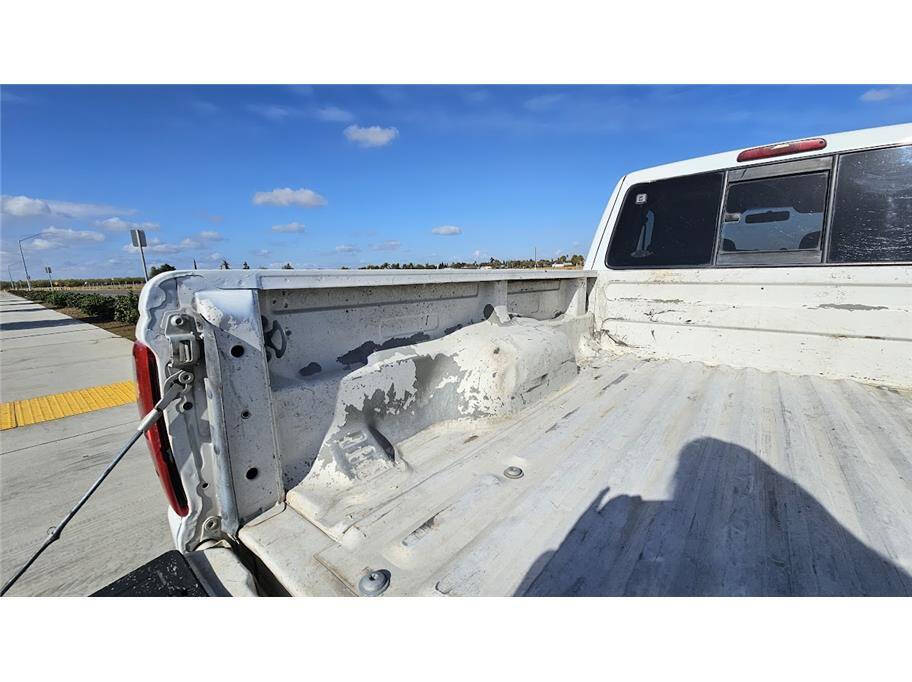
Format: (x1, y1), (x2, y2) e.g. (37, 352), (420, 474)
(113, 293), (140, 324)
(44, 291), (72, 307)
(62, 292), (90, 308)
(78, 294), (116, 319)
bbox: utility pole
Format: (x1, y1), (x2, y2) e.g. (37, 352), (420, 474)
(17, 232), (44, 291)
(130, 229), (148, 281)
(7, 266), (16, 289)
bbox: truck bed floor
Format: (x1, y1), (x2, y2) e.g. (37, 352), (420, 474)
(243, 352), (912, 596)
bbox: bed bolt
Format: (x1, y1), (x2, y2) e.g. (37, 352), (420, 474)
(172, 315), (185, 327)
(358, 569), (391, 597)
(504, 466), (524, 479)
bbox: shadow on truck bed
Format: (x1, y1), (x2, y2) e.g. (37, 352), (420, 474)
(518, 438), (912, 596)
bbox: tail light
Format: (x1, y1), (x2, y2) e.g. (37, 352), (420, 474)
(737, 137), (827, 162)
(133, 341), (189, 516)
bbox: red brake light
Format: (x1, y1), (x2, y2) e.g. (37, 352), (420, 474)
(737, 137), (827, 162)
(133, 341), (189, 516)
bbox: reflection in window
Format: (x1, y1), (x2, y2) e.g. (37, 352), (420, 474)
(607, 172), (723, 267)
(632, 210), (655, 258)
(720, 172), (828, 252)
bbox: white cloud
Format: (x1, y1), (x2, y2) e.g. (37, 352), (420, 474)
(254, 248), (271, 257)
(271, 221), (306, 233)
(28, 238), (61, 251)
(472, 249), (487, 260)
(315, 106), (355, 122)
(179, 238), (202, 249)
(432, 225), (463, 236)
(1, 195), (136, 219)
(859, 87), (907, 102)
(375, 87), (408, 103)
(253, 187), (327, 207)
(463, 90), (490, 104)
(96, 217), (160, 232)
(190, 99), (219, 115)
(1, 195), (49, 216)
(524, 93), (565, 111)
(41, 226), (105, 243)
(335, 244), (360, 253)
(343, 124), (399, 148)
(198, 230), (224, 241)
(371, 240), (401, 251)
(123, 237), (184, 255)
(247, 104), (302, 121)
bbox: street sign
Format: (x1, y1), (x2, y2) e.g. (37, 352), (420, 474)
(44, 266), (52, 274)
(130, 229), (149, 281)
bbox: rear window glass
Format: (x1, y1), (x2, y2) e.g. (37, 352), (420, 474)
(720, 172), (828, 252)
(827, 145), (912, 263)
(607, 171), (723, 267)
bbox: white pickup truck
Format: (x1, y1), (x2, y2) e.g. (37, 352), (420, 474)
(123, 123), (912, 596)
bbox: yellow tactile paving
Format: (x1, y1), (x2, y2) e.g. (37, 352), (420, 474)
(0, 380), (137, 430)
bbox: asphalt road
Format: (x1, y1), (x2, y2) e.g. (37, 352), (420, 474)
(0, 292), (172, 596)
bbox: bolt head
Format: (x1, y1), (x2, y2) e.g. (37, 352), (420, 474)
(504, 466), (524, 479)
(358, 569), (391, 596)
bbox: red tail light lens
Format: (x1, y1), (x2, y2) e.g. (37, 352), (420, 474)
(737, 138), (827, 162)
(133, 341), (189, 516)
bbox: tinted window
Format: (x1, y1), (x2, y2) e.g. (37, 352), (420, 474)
(828, 145), (912, 263)
(720, 172), (828, 252)
(607, 172), (723, 267)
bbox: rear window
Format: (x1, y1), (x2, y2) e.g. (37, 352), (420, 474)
(720, 172), (828, 253)
(607, 171), (723, 267)
(827, 145), (912, 263)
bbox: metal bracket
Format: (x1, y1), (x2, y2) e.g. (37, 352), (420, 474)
(166, 314), (201, 368)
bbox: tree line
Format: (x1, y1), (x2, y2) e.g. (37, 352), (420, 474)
(1, 253), (586, 289)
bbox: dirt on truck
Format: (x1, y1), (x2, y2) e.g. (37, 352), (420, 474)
(113, 123), (912, 596)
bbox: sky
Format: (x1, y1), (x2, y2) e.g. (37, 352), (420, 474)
(1, 84), (911, 278)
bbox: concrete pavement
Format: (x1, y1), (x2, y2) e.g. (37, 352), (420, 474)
(0, 291), (172, 595)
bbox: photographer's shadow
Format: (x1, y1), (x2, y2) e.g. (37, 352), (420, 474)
(517, 438), (912, 596)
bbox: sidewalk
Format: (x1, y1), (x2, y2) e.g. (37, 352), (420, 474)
(0, 291), (172, 595)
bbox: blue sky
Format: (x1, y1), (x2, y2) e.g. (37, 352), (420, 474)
(1, 84), (910, 278)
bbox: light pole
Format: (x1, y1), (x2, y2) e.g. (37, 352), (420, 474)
(18, 232), (44, 291)
(7, 266), (17, 289)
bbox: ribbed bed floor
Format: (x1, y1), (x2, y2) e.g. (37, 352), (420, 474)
(242, 352), (912, 596)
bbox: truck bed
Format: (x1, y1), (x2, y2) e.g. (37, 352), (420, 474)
(240, 351), (912, 596)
